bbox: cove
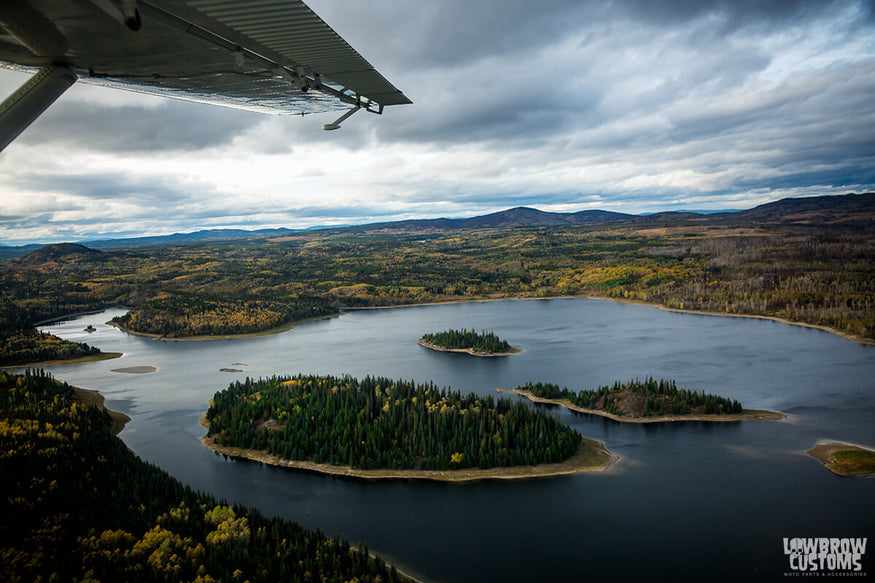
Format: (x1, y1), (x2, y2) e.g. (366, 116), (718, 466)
(32, 298), (875, 582)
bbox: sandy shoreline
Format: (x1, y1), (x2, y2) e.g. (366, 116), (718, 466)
(200, 415), (617, 482)
(72, 386), (130, 435)
(417, 339), (521, 357)
(1, 351), (123, 369)
(514, 388), (786, 423)
(650, 303), (875, 346)
(807, 441), (875, 477)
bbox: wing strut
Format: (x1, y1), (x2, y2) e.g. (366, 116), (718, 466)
(322, 104), (361, 131)
(0, 66), (77, 152)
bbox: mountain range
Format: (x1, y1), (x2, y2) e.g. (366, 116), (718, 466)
(1, 192), (872, 261)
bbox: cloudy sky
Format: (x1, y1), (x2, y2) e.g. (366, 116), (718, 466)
(1, 0), (874, 245)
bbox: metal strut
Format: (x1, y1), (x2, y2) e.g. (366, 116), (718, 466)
(0, 66), (78, 153)
(321, 104), (361, 131)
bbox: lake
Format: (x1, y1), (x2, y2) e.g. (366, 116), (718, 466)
(34, 298), (875, 582)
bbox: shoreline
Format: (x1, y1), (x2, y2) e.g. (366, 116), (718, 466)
(1, 351), (123, 369)
(417, 339), (521, 357)
(650, 303), (875, 346)
(200, 416), (617, 482)
(807, 441), (875, 477)
(72, 386), (130, 435)
(513, 388), (786, 423)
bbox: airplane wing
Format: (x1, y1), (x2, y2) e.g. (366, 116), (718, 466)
(0, 0), (411, 150)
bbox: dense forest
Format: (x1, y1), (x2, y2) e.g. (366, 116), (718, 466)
(519, 378), (743, 417)
(1, 197), (873, 365)
(419, 328), (513, 354)
(110, 294), (335, 337)
(0, 329), (101, 366)
(205, 375), (582, 470)
(0, 369), (410, 583)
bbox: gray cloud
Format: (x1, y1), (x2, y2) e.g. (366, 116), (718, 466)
(17, 95), (262, 152)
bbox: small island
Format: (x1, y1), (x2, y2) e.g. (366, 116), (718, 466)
(418, 328), (520, 357)
(807, 442), (875, 477)
(514, 378), (785, 423)
(202, 374), (616, 481)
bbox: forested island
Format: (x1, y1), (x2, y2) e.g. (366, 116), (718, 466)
(0, 369), (412, 583)
(515, 378), (784, 422)
(203, 374), (615, 480)
(418, 328), (519, 356)
(1, 195), (873, 365)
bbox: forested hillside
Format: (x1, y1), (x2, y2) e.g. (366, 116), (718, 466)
(205, 374), (582, 471)
(1, 195), (872, 365)
(0, 370), (410, 583)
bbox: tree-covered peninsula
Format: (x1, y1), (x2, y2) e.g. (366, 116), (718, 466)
(0, 369), (411, 583)
(203, 374), (608, 478)
(516, 378), (783, 422)
(418, 328), (519, 356)
(0, 329), (112, 366)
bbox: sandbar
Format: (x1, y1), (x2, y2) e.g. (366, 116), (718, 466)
(807, 441), (875, 477)
(513, 388), (785, 423)
(111, 365), (156, 374)
(200, 416), (616, 482)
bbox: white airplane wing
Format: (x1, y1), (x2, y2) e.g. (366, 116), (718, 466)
(0, 0), (411, 150)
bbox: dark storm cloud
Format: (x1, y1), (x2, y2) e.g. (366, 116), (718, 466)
(307, 0), (870, 153)
(311, 0), (849, 71)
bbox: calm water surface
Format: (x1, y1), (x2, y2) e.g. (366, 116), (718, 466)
(35, 298), (875, 582)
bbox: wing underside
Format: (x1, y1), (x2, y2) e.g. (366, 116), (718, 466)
(0, 0), (410, 124)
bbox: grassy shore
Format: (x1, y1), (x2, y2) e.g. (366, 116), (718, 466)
(201, 416), (616, 482)
(807, 441), (875, 477)
(513, 388), (786, 423)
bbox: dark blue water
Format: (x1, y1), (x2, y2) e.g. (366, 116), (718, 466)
(33, 298), (875, 582)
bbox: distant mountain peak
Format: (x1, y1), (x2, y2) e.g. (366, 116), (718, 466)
(13, 243), (106, 268)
